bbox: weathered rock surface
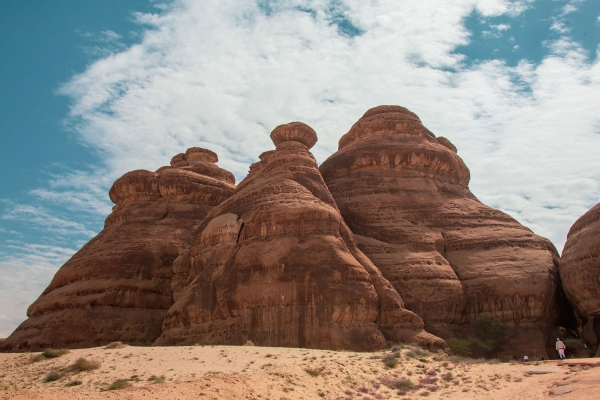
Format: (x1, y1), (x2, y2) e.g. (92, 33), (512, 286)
(155, 122), (444, 351)
(560, 202), (600, 357)
(1, 148), (235, 351)
(320, 106), (564, 358)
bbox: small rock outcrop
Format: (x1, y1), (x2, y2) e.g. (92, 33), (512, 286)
(1, 148), (235, 351)
(155, 122), (444, 351)
(320, 106), (564, 358)
(560, 202), (600, 357)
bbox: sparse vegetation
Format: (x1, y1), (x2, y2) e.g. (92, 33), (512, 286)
(305, 367), (325, 377)
(66, 380), (82, 386)
(31, 348), (70, 362)
(44, 371), (62, 382)
(108, 379), (131, 390)
(66, 358), (101, 372)
(104, 341), (126, 349)
(43, 348), (70, 358)
(383, 354), (399, 368)
(447, 312), (506, 359)
(148, 375), (165, 384)
(244, 340), (255, 346)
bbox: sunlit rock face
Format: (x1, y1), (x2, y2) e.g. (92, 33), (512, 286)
(561, 202), (600, 357)
(1, 148), (235, 351)
(155, 122), (445, 351)
(320, 106), (564, 358)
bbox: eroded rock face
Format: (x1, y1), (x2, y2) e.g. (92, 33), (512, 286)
(561, 202), (600, 357)
(155, 122), (444, 351)
(1, 148), (235, 351)
(320, 106), (563, 358)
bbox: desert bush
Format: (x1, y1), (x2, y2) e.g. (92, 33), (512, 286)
(44, 371), (62, 382)
(446, 338), (495, 359)
(441, 372), (453, 382)
(108, 379), (131, 390)
(66, 380), (82, 386)
(406, 348), (430, 359)
(148, 375), (165, 384)
(104, 341), (126, 349)
(42, 349), (69, 359)
(244, 340), (255, 346)
(383, 354), (399, 368)
(563, 337), (589, 357)
(67, 358), (101, 372)
(304, 367), (325, 377)
(446, 314), (505, 359)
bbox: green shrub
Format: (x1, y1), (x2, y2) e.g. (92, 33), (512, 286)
(563, 338), (590, 357)
(68, 358), (101, 372)
(447, 313), (506, 359)
(392, 378), (414, 389)
(108, 379), (131, 390)
(304, 367), (324, 377)
(383, 355), (398, 368)
(473, 313), (506, 344)
(148, 375), (165, 384)
(44, 371), (62, 382)
(42, 349), (69, 359)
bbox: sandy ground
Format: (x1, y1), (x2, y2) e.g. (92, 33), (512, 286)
(0, 343), (598, 399)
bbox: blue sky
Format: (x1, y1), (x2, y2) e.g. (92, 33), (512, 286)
(1, 0), (600, 337)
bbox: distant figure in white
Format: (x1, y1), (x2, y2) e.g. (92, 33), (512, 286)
(523, 354), (529, 362)
(556, 338), (566, 360)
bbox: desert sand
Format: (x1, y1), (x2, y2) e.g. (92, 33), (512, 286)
(1, 343), (598, 399)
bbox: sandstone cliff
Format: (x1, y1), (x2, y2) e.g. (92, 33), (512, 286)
(560, 202), (600, 357)
(155, 122), (444, 351)
(320, 106), (563, 359)
(1, 148), (235, 351)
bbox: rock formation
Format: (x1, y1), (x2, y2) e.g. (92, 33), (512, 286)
(155, 122), (444, 351)
(320, 106), (564, 359)
(560, 202), (600, 357)
(1, 148), (235, 351)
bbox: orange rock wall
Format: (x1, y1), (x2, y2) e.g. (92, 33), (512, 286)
(1, 149), (235, 351)
(560, 202), (600, 357)
(320, 106), (563, 359)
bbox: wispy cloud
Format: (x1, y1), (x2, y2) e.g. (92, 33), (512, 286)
(0, 243), (76, 337)
(1, 203), (97, 238)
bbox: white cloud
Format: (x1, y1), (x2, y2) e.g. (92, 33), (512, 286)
(1, 203), (97, 238)
(0, 243), (76, 337)
(53, 0), (600, 251)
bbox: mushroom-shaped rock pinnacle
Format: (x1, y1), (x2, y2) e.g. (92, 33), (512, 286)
(186, 148), (218, 164)
(361, 105), (421, 121)
(270, 122), (318, 149)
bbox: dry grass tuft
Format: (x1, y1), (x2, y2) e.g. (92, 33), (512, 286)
(44, 371), (62, 382)
(104, 341), (126, 349)
(67, 358), (101, 372)
(108, 379), (131, 390)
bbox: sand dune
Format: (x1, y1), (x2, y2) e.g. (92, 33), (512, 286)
(1, 344), (598, 399)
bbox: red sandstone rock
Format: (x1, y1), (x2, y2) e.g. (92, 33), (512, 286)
(155, 122), (444, 351)
(320, 105), (563, 359)
(560, 202), (600, 357)
(1, 148), (235, 351)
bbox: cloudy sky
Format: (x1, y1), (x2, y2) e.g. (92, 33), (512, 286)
(1, 0), (599, 338)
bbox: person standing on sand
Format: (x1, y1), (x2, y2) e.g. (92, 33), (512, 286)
(556, 338), (566, 360)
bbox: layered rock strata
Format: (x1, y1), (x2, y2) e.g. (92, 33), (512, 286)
(155, 122), (444, 351)
(1, 148), (235, 351)
(560, 202), (600, 357)
(320, 106), (563, 358)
